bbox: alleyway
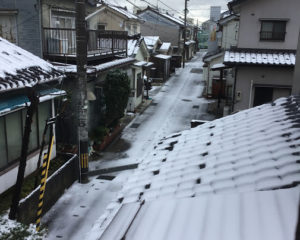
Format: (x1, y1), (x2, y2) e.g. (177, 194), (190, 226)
(43, 51), (214, 240)
(90, 51), (214, 170)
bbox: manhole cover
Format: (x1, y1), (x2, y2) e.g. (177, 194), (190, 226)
(130, 123), (140, 128)
(182, 99), (192, 102)
(151, 102), (158, 106)
(190, 68), (203, 74)
(193, 105), (199, 109)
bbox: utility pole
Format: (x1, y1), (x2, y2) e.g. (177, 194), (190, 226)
(182, 0), (188, 68)
(76, 0), (89, 183)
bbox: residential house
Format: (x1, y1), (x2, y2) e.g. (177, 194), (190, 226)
(226, 0), (300, 112)
(54, 57), (136, 144)
(0, 37), (64, 195)
(127, 37), (152, 111)
(88, 95), (300, 240)
(137, 7), (196, 61)
(0, 0), (98, 57)
(202, 12), (239, 113)
(143, 36), (171, 82)
(86, 3), (141, 36)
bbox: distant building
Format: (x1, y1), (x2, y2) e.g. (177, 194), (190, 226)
(210, 6), (221, 22)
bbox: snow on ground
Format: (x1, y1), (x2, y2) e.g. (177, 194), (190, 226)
(42, 52), (212, 239)
(90, 51), (212, 170)
(42, 171), (133, 240)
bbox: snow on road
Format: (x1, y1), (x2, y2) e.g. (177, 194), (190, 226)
(90, 51), (213, 170)
(43, 52), (213, 240)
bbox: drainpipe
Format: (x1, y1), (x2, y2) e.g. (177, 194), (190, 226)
(231, 66), (237, 113)
(248, 80), (253, 108)
(292, 30), (300, 95)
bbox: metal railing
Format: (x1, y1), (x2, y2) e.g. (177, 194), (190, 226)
(43, 28), (128, 57)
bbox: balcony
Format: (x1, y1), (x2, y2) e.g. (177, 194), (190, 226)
(42, 28), (128, 62)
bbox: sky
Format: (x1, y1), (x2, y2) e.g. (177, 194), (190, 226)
(104, 0), (231, 24)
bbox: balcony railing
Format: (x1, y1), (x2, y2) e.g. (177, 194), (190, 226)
(43, 28), (128, 60)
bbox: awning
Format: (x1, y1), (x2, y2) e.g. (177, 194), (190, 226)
(0, 88), (66, 116)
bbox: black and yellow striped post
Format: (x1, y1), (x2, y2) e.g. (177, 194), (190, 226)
(36, 134), (54, 231)
(80, 141), (89, 183)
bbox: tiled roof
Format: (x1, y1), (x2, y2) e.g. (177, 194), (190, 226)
(0, 38), (63, 93)
(224, 50), (296, 66)
(88, 96), (300, 239)
(100, 187), (300, 240)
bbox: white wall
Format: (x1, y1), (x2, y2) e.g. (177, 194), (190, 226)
(237, 0), (300, 50)
(234, 66), (294, 111)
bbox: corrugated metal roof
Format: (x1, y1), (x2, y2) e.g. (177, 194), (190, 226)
(87, 96), (300, 240)
(224, 50), (296, 66)
(100, 187), (300, 240)
(0, 37), (63, 93)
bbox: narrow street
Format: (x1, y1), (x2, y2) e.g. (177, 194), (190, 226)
(43, 51), (215, 240)
(90, 51), (214, 170)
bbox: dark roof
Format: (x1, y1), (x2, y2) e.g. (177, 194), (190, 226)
(0, 38), (63, 93)
(228, 0), (249, 11)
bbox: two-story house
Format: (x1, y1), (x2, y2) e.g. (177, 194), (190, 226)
(0, 0), (135, 145)
(137, 6), (196, 62)
(86, 3), (141, 36)
(226, 0), (299, 111)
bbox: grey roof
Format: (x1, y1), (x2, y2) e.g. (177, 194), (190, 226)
(89, 96), (300, 239)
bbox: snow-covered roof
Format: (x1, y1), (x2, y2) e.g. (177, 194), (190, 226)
(0, 37), (63, 93)
(87, 3), (139, 21)
(55, 58), (135, 74)
(127, 39), (139, 56)
(155, 54), (171, 60)
(185, 40), (196, 46)
(211, 63), (226, 70)
(161, 12), (184, 26)
(224, 50), (296, 66)
(88, 96), (300, 239)
(159, 42), (171, 51)
(143, 36), (160, 47)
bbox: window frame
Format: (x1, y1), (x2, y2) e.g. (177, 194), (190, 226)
(0, 100), (52, 173)
(259, 19), (287, 41)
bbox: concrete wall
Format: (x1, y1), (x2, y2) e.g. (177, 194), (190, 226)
(17, 154), (78, 224)
(234, 66), (294, 111)
(237, 0), (300, 50)
(0, 0), (42, 57)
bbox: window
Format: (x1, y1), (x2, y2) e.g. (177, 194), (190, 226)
(6, 111), (22, 163)
(0, 101), (52, 171)
(97, 24), (106, 31)
(51, 10), (75, 29)
(0, 14), (17, 43)
(0, 118), (7, 169)
(260, 20), (287, 41)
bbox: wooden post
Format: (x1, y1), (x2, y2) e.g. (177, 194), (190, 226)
(9, 87), (39, 220)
